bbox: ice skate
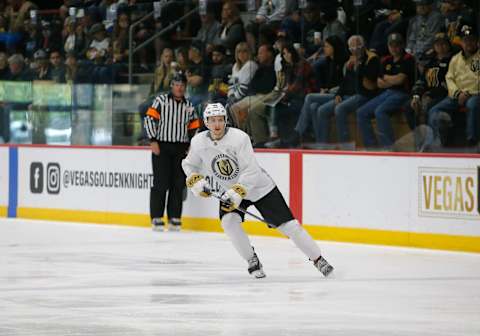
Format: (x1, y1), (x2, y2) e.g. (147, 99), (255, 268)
(151, 218), (165, 232)
(247, 250), (266, 278)
(314, 256), (334, 277)
(168, 219), (181, 232)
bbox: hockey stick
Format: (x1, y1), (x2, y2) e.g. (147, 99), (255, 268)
(207, 190), (273, 226)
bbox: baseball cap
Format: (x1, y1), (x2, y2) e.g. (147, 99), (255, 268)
(460, 25), (477, 38)
(433, 32), (450, 43)
(34, 49), (47, 59)
(388, 33), (405, 45)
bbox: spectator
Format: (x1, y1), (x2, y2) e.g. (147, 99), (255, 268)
(63, 16), (87, 56)
(246, 0), (287, 52)
(230, 44), (276, 141)
(369, 0), (416, 56)
(320, 5), (347, 42)
(266, 44), (316, 148)
(404, 32), (453, 131)
(86, 23), (110, 61)
(279, 1), (323, 56)
(186, 40), (210, 108)
(212, 1), (245, 59)
(282, 35), (347, 147)
(195, 10), (222, 56)
(406, 0), (443, 64)
(32, 49), (51, 80)
(357, 33), (416, 149)
(207, 44), (232, 104)
(49, 50), (66, 83)
(440, 0), (475, 47)
(173, 47), (190, 74)
(111, 12), (130, 65)
(227, 42), (258, 109)
(428, 25), (480, 148)
(312, 35), (381, 147)
(65, 51), (90, 83)
(7, 54), (33, 81)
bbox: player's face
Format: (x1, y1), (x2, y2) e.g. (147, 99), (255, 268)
(206, 115), (226, 139)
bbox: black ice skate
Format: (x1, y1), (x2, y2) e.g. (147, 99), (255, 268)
(151, 218), (165, 232)
(168, 218), (181, 232)
(248, 250), (266, 279)
(314, 256), (334, 277)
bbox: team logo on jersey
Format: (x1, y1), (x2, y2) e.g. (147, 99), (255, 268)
(211, 153), (239, 180)
(471, 59), (480, 73)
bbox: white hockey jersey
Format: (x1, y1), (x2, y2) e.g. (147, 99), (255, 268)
(182, 128), (276, 202)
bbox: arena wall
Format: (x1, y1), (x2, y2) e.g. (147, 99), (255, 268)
(4, 145), (480, 253)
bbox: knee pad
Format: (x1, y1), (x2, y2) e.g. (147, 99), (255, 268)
(221, 212), (242, 231)
(277, 219), (302, 238)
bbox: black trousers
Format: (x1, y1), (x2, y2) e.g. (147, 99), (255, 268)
(150, 142), (189, 221)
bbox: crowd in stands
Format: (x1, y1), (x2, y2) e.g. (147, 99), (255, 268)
(0, 0), (479, 151)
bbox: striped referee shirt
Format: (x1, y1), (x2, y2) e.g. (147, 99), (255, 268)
(144, 93), (200, 143)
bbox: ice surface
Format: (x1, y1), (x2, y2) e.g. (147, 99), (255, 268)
(1, 218), (479, 336)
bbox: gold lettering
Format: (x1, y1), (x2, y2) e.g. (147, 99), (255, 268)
(423, 175), (433, 210)
(443, 176), (452, 211)
(465, 177), (474, 212)
(434, 176), (442, 210)
(454, 177), (464, 212)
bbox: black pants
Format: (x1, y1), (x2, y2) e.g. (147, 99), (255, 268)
(150, 142), (189, 220)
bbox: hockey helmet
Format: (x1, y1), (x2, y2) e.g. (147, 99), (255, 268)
(170, 71), (187, 85)
(203, 103), (227, 125)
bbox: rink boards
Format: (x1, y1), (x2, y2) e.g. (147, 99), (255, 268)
(0, 147), (8, 217)
(2, 145), (480, 253)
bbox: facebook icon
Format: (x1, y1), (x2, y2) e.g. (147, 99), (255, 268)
(30, 162), (44, 193)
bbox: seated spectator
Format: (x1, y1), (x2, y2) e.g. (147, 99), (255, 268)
(173, 47), (190, 73)
(49, 50), (66, 83)
(404, 32), (453, 131)
(227, 42), (258, 109)
(186, 40), (211, 108)
(7, 53), (33, 81)
(246, 0), (287, 52)
(230, 44), (276, 144)
(265, 44), (316, 148)
(207, 44), (232, 105)
(195, 10), (222, 56)
(279, 1), (323, 57)
(212, 1), (245, 60)
(32, 49), (51, 80)
(111, 12), (130, 65)
(283, 35), (347, 146)
(357, 33), (415, 149)
(320, 5), (347, 42)
(65, 51), (91, 83)
(428, 25), (480, 148)
(406, 0), (443, 64)
(63, 16), (87, 56)
(312, 35), (381, 147)
(369, 0), (416, 56)
(86, 23), (110, 61)
(440, 0), (475, 47)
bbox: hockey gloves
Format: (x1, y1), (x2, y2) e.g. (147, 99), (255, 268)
(220, 184), (246, 212)
(186, 173), (211, 198)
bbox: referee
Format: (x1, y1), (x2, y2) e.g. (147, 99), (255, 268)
(144, 72), (200, 231)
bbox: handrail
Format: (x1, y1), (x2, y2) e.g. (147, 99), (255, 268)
(128, 3), (199, 84)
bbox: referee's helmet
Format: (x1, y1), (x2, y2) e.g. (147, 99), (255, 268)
(170, 71), (187, 86)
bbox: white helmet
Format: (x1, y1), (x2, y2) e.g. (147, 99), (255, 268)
(203, 103), (227, 125)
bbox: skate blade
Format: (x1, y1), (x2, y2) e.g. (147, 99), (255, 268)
(251, 269), (266, 278)
(152, 225), (165, 232)
(321, 265), (334, 277)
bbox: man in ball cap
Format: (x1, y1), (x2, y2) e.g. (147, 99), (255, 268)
(357, 32), (416, 149)
(428, 24), (480, 148)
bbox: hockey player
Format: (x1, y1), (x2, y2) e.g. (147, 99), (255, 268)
(181, 103), (333, 278)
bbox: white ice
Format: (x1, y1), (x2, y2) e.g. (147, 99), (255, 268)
(1, 218), (479, 336)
